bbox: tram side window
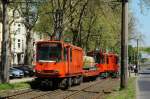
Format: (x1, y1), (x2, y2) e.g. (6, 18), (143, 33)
(106, 56), (109, 64)
(102, 55), (105, 64)
(64, 47), (68, 61)
(70, 48), (72, 62)
(116, 57), (118, 64)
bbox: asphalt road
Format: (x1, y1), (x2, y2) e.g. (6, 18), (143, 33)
(137, 66), (150, 99)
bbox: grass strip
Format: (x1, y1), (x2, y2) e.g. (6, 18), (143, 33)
(0, 82), (30, 91)
(106, 77), (136, 99)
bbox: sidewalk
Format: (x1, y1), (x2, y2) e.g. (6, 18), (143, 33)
(128, 72), (138, 77)
(9, 77), (34, 84)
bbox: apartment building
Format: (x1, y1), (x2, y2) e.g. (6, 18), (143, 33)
(0, 7), (50, 65)
(9, 8), (26, 65)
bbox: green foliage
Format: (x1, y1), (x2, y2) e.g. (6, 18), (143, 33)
(143, 47), (150, 53)
(33, 2), (53, 36)
(141, 0), (150, 8)
(128, 45), (144, 64)
(141, 58), (149, 63)
(128, 45), (135, 64)
(33, 0), (123, 53)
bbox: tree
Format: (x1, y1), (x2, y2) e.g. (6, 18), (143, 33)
(0, 0), (10, 83)
(128, 45), (136, 64)
(13, 0), (41, 65)
(140, 0), (150, 8)
(33, 0), (123, 53)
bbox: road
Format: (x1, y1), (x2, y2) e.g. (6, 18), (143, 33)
(137, 65), (150, 99)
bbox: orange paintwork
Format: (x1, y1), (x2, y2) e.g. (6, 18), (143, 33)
(107, 53), (119, 72)
(87, 50), (119, 74)
(34, 40), (83, 78)
(83, 69), (99, 77)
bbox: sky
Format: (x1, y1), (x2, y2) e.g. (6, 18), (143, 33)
(130, 0), (150, 47)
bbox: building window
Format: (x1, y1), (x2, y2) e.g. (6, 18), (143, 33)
(17, 28), (21, 34)
(18, 43), (20, 48)
(18, 39), (21, 49)
(18, 39), (20, 42)
(18, 24), (21, 27)
(33, 42), (35, 46)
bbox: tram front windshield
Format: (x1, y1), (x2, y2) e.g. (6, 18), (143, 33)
(87, 53), (103, 64)
(37, 43), (62, 62)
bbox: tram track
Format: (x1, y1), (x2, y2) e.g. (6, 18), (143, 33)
(1, 89), (34, 99)
(63, 78), (119, 99)
(29, 89), (62, 99)
(63, 79), (107, 99)
(0, 78), (119, 99)
(91, 78), (119, 99)
(0, 89), (61, 99)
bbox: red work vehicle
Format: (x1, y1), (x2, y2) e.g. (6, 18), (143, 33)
(107, 52), (119, 77)
(87, 50), (119, 78)
(34, 40), (84, 89)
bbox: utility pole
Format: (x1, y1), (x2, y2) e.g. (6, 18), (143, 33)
(0, 0), (10, 83)
(136, 39), (140, 70)
(120, 0), (128, 89)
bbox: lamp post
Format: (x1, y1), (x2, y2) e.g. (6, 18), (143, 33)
(136, 38), (140, 71)
(120, 0), (128, 89)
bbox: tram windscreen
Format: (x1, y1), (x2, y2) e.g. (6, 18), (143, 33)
(87, 52), (103, 64)
(36, 43), (62, 62)
(95, 54), (101, 63)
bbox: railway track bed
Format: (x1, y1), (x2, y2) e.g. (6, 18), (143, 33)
(0, 78), (119, 99)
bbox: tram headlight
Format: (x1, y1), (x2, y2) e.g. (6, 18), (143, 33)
(36, 70), (42, 73)
(54, 70), (59, 73)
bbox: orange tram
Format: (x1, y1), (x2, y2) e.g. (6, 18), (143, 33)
(87, 51), (119, 78)
(34, 40), (119, 89)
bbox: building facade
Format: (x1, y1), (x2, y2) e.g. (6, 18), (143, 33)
(9, 9), (26, 65)
(0, 7), (48, 65)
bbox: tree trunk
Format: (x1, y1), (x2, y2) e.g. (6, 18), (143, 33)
(85, 15), (94, 52)
(72, 29), (78, 45)
(0, 0), (10, 83)
(24, 29), (33, 66)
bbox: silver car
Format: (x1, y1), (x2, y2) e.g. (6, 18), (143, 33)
(9, 67), (24, 78)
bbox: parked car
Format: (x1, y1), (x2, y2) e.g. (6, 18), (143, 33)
(13, 66), (34, 77)
(9, 70), (13, 79)
(9, 67), (24, 78)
